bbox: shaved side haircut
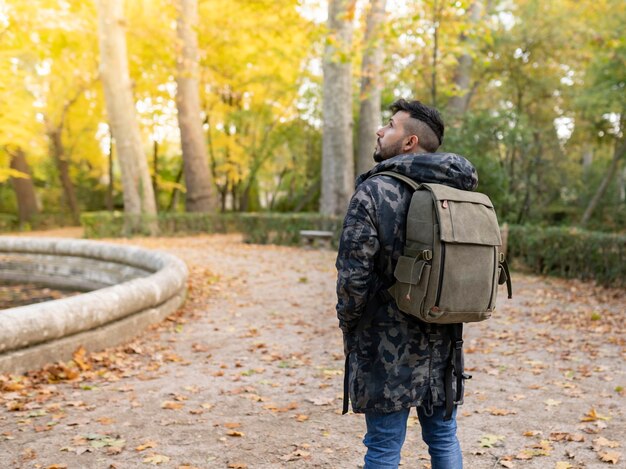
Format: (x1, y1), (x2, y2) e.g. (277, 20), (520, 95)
(390, 99), (444, 153)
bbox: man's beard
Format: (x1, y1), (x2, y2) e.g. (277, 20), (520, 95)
(373, 139), (404, 163)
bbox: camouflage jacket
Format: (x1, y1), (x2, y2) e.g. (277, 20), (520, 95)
(336, 152), (478, 414)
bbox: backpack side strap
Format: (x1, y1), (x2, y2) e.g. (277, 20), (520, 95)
(444, 323), (469, 421)
(499, 257), (513, 299)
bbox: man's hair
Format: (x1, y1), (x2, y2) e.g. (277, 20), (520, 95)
(390, 99), (444, 152)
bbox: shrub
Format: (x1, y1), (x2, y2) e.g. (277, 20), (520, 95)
(507, 225), (625, 287)
(81, 213), (625, 287)
(0, 214), (18, 232)
(80, 211), (342, 246)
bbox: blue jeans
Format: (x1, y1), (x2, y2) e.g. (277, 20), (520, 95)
(363, 405), (462, 469)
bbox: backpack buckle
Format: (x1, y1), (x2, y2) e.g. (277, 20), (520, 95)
(499, 252), (505, 263)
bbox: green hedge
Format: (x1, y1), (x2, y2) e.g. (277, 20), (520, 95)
(81, 211), (342, 246)
(81, 211), (244, 238)
(237, 213), (341, 246)
(0, 214), (18, 231)
(0, 213), (78, 232)
(507, 225), (626, 287)
(80, 212), (625, 287)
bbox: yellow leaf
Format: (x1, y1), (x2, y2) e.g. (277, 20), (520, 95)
(581, 408), (610, 422)
(72, 346), (91, 371)
(480, 434), (505, 448)
(226, 430), (245, 437)
(136, 441), (158, 452)
(489, 407), (517, 416)
(555, 462), (572, 469)
(143, 454), (170, 465)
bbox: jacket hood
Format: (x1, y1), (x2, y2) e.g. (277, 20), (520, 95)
(356, 152), (479, 191)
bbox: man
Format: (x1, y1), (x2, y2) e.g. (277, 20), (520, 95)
(336, 99), (478, 469)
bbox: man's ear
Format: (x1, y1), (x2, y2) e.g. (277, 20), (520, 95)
(404, 135), (419, 152)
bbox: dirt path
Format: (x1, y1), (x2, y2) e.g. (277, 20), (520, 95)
(0, 234), (624, 469)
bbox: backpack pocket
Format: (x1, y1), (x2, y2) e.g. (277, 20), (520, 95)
(390, 255), (431, 318)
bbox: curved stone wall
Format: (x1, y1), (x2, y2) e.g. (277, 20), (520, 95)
(0, 237), (188, 375)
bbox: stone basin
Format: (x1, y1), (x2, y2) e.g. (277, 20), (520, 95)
(0, 237), (188, 374)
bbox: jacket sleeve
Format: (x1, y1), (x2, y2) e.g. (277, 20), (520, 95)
(335, 184), (380, 336)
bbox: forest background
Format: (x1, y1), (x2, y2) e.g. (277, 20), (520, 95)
(1, 0), (624, 237)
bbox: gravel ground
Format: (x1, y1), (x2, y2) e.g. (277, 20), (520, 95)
(0, 233), (624, 469)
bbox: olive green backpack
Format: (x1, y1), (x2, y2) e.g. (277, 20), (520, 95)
(375, 171), (512, 420)
(377, 171), (512, 323)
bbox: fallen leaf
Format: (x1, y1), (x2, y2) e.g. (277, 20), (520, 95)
(106, 446), (123, 455)
(544, 399), (561, 407)
(160, 401), (184, 410)
(21, 448), (37, 461)
(279, 450), (311, 461)
(143, 454), (170, 465)
(191, 343), (210, 353)
(550, 432), (585, 442)
(581, 408), (610, 422)
(306, 397), (334, 406)
(226, 430), (244, 437)
(593, 437), (621, 449)
(555, 462), (572, 469)
(136, 441), (158, 452)
(488, 407), (517, 416)
(73, 346), (91, 371)
(598, 451), (621, 464)
(227, 464), (248, 469)
(224, 422), (241, 429)
(480, 434), (505, 448)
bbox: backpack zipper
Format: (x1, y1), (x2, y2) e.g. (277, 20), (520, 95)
(487, 248), (497, 310)
(434, 243), (446, 307)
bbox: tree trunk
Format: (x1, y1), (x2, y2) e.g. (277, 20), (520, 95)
(447, 2), (482, 116)
(106, 126), (114, 211)
(617, 167), (626, 204)
(167, 163), (184, 212)
(96, 0), (158, 234)
(175, 0), (215, 213)
(582, 143), (594, 175)
(152, 139), (159, 205)
(9, 148), (39, 225)
(48, 127), (80, 224)
(321, 0), (356, 216)
(580, 135), (626, 227)
(356, 0), (387, 177)
(430, 0), (442, 107)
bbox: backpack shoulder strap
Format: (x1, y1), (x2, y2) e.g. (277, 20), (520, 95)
(375, 171), (420, 191)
